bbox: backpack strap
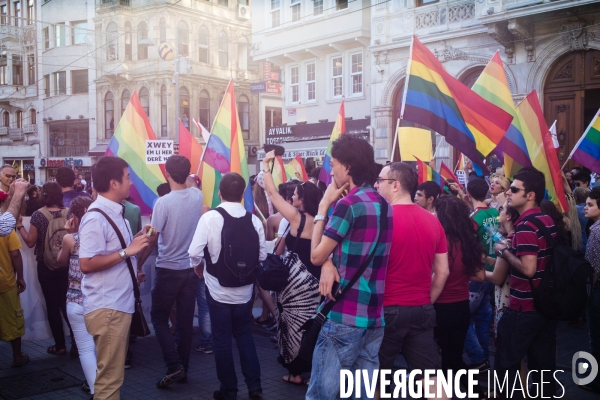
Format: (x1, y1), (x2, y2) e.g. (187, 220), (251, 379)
(522, 214), (557, 293)
(288, 213), (306, 257)
(38, 207), (52, 223)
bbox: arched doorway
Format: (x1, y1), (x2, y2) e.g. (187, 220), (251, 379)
(543, 50), (600, 167)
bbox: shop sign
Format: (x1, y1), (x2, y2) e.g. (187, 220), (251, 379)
(40, 158), (85, 168)
(257, 148), (327, 161)
(265, 82), (281, 95)
(265, 118), (370, 145)
(250, 82), (266, 93)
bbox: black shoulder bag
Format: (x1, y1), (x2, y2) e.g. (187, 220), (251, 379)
(88, 208), (151, 337)
(297, 199), (388, 364)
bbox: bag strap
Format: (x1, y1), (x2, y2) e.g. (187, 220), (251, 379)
(288, 213), (306, 256)
(87, 208), (141, 302)
(317, 197), (389, 319)
(38, 207), (53, 223)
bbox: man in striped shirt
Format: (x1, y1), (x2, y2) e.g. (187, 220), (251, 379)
(0, 177), (29, 237)
(491, 167), (558, 399)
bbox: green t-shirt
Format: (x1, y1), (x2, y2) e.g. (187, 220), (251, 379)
(471, 206), (500, 271)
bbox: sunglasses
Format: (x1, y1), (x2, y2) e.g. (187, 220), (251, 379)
(2, 174), (16, 179)
(509, 186), (525, 194)
(498, 206), (504, 212)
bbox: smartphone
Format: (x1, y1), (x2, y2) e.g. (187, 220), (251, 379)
(331, 281), (341, 299)
(147, 227), (154, 236)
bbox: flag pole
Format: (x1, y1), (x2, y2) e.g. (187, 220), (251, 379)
(432, 136), (446, 161)
(393, 35), (414, 162)
(254, 202), (266, 222)
(391, 118), (401, 161)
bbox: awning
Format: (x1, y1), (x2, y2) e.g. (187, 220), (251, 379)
(88, 144), (108, 156)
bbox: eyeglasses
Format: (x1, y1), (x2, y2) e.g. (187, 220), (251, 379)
(509, 186), (525, 194)
(375, 178), (397, 184)
(2, 174), (16, 180)
(498, 206), (504, 212)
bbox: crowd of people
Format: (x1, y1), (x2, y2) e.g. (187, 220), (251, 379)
(0, 134), (600, 399)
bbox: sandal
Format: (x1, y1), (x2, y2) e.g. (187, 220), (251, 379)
(12, 352), (29, 367)
(282, 375), (303, 386)
(47, 345), (67, 355)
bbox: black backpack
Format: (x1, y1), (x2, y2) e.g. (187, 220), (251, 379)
(205, 207), (260, 287)
(525, 216), (594, 321)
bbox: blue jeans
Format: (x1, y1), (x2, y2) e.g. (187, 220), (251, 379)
(586, 284), (600, 389)
(195, 278), (212, 347)
(151, 267), (199, 372)
(206, 287), (261, 399)
(464, 281), (492, 364)
(306, 320), (384, 400)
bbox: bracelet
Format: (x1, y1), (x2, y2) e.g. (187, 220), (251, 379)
(16, 226), (23, 230)
(263, 169), (271, 173)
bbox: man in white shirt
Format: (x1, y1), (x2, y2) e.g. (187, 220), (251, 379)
(79, 156), (152, 400)
(189, 172), (266, 400)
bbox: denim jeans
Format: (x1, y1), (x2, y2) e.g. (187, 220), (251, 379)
(306, 320), (384, 400)
(206, 287), (261, 399)
(494, 308), (557, 399)
(151, 267), (199, 372)
(586, 284), (600, 389)
(195, 278), (212, 348)
(464, 281), (492, 364)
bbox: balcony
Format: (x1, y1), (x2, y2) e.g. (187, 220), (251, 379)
(97, 0), (131, 13)
(0, 127), (7, 136)
(8, 128), (23, 140)
(23, 124), (37, 134)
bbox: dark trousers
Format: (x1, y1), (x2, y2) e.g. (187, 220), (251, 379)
(206, 287), (261, 400)
(434, 300), (470, 372)
(586, 284), (600, 389)
(37, 262), (72, 348)
(151, 267), (199, 372)
(494, 308), (557, 399)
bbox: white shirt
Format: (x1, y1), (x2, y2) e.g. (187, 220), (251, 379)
(188, 202), (266, 304)
(79, 195), (136, 315)
(0, 212), (16, 237)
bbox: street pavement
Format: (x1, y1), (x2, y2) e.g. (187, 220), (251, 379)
(0, 316), (598, 399)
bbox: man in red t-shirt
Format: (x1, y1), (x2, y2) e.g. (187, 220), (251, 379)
(375, 162), (449, 397)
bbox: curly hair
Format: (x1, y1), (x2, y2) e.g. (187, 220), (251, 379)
(69, 196), (94, 220)
(435, 195), (484, 277)
(330, 135), (375, 186)
(295, 181), (324, 217)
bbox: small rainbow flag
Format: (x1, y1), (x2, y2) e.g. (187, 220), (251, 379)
(201, 80), (253, 212)
(570, 108), (600, 174)
(271, 156), (287, 188)
(285, 154), (309, 181)
(415, 157), (444, 188)
(440, 161), (459, 184)
(178, 120), (203, 176)
(106, 90), (166, 216)
(319, 100), (345, 185)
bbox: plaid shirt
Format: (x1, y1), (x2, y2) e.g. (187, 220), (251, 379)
(321, 185), (393, 329)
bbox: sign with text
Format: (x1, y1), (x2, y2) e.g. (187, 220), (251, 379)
(146, 140), (174, 164)
(250, 81), (266, 93)
(265, 82), (281, 95)
(266, 118), (370, 145)
(455, 170), (467, 186)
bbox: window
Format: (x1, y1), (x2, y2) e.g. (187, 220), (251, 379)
(265, 107), (282, 128)
(72, 21), (87, 45)
(218, 0), (228, 5)
(55, 24), (66, 47)
(218, 31), (228, 68)
(418, 0), (439, 5)
(238, 0), (248, 4)
(306, 62), (315, 101)
(105, 91), (114, 139)
(137, 22), (148, 60)
(27, 0), (33, 24)
(313, 0), (323, 15)
(180, 86), (190, 126)
(15, 110), (22, 128)
(198, 26), (209, 63)
(199, 90), (210, 130)
(238, 95), (249, 140)
(290, 65), (299, 103)
(139, 86), (149, 116)
(2, 111), (8, 126)
(177, 21), (189, 57)
(43, 27), (49, 49)
(50, 121), (90, 157)
(72, 70), (88, 94)
(13, 1), (21, 27)
(237, 39), (247, 70)
(160, 85), (167, 137)
(27, 54), (34, 85)
(106, 22), (118, 61)
(124, 21), (132, 60)
(336, 0), (348, 11)
(54, 71), (65, 95)
(44, 74), (49, 97)
(1, 5), (7, 25)
(350, 52), (362, 95)
(12, 55), (22, 86)
(159, 18), (166, 43)
(121, 89), (130, 116)
(291, 0), (301, 22)
(30, 108), (35, 125)
(331, 56), (343, 97)
(271, 0), (280, 28)
(0, 52), (7, 85)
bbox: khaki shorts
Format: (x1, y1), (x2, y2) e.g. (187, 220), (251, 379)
(0, 286), (25, 341)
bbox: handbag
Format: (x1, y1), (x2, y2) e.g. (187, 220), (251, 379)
(297, 198), (388, 364)
(256, 214), (306, 292)
(88, 209), (151, 337)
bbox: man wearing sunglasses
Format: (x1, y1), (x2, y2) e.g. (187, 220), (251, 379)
(572, 170), (591, 189)
(0, 165), (29, 237)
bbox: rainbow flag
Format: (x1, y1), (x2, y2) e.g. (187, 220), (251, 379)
(415, 157), (444, 188)
(271, 156), (287, 188)
(471, 51), (531, 178)
(440, 161), (459, 183)
(178, 120), (203, 176)
(401, 37), (513, 169)
(106, 90), (166, 216)
(570, 109), (600, 174)
(285, 154), (309, 181)
(516, 91), (568, 213)
(319, 100), (345, 185)
(201, 80), (253, 212)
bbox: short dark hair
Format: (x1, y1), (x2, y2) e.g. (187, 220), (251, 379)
(589, 187), (600, 207)
(157, 183), (171, 197)
(417, 181), (442, 201)
(40, 182), (64, 208)
(513, 167), (546, 205)
(165, 155), (191, 184)
(330, 135), (375, 186)
(55, 167), (76, 188)
(467, 178), (489, 202)
(572, 171), (591, 185)
(387, 162), (417, 195)
(26, 184), (38, 197)
(93, 156), (129, 193)
(219, 172), (246, 202)
(69, 195), (94, 220)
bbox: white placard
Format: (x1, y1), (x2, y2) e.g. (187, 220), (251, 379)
(455, 169), (467, 186)
(146, 140), (174, 164)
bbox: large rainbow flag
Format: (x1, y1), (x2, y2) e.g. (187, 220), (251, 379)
(286, 154), (309, 181)
(471, 52), (531, 178)
(569, 108), (600, 174)
(201, 80), (253, 212)
(401, 37), (513, 169)
(516, 91), (568, 213)
(319, 100), (345, 185)
(178, 120), (204, 176)
(106, 90), (166, 215)
(415, 157), (444, 188)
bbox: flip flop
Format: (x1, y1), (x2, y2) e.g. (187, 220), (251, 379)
(12, 352), (29, 367)
(282, 375), (303, 386)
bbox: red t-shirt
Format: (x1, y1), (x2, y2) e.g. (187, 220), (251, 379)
(436, 240), (470, 303)
(384, 204), (448, 306)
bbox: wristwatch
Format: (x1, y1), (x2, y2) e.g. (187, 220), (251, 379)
(119, 249), (128, 260)
(314, 215), (327, 224)
(495, 247), (509, 258)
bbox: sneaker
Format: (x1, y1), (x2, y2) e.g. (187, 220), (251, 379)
(468, 361), (490, 373)
(124, 351), (132, 369)
(195, 344), (213, 354)
(157, 367), (186, 388)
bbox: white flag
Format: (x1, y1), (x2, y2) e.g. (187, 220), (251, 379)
(549, 120), (559, 149)
(192, 118), (211, 144)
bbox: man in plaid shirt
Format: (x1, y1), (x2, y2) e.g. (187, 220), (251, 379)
(308, 135), (393, 400)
